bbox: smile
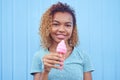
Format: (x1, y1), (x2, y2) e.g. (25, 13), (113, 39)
(56, 34), (66, 39)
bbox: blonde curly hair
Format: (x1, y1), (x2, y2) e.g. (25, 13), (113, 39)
(39, 2), (78, 49)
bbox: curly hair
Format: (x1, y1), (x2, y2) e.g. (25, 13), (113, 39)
(39, 2), (78, 49)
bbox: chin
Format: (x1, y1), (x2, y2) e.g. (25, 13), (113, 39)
(54, 39), (63, 43)
(56, 39), (68, 43)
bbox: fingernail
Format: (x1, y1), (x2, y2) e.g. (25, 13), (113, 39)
(59, 66), (63, 70)
(63, 56), (65, 59)
(60, 62), (63, 65)
(60, 59), (64, 62)
(59, 54), (62, 57)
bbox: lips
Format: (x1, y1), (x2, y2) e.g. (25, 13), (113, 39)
(56, 34), (66, 39)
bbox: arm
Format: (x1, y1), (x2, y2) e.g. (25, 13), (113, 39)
(83, 72), (92, 80)
(33, 73), (42, 80)
(33, 72), (49, 80)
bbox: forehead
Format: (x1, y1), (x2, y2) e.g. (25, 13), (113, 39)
(52, 12), (73, 23)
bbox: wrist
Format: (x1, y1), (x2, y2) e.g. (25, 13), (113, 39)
(42, 71), (49, 80)
(43, 71), (49, 75)
(43, 70), (49, 75)
(44, 67), (51, 73)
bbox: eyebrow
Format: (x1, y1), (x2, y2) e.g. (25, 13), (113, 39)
(52, 20), (72, 24)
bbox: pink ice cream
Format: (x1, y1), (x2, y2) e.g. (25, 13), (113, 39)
(56, 40), (67, 69)
(56, 40), (67, 54)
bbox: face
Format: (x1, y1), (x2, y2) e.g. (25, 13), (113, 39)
(50, 12), (73, 43)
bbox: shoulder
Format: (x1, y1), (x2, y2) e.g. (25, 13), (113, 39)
(33, 47), (49, 60)
(74, 46), (94, 72)
(30, 47), (48, 74)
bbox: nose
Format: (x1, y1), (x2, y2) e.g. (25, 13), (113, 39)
(58, 25), (66, 32)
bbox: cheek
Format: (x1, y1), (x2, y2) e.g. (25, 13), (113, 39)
(50, 28), (57, 37)
(51, 27), (57, 33)
(67, 29), (73, 38)
(50, 28), (55, 36)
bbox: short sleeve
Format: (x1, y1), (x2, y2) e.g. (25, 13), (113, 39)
(83, 52), (94, 72)
(30, 52), (43, 75)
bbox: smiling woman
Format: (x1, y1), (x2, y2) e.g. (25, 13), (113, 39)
(39, 2), (78, 49)
(50, 12), (73, 43)
(30, 2), (94, 80)
(0, 0), (120, 80)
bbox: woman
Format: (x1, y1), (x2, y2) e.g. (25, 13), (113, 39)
(31, 2), (94, 80)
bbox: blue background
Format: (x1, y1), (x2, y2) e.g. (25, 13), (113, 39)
(0, 0), (120, 80)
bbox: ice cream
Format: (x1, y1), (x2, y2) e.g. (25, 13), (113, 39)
(56, 40), (67, 69)
(56, 40), (67, 54)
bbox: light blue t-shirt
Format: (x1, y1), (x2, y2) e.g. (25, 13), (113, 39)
(31, 46), (94, 80)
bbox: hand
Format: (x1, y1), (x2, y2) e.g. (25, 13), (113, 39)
(42, 52), (64, 73)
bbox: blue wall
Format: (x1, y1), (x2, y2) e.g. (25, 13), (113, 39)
(0, 0), (120, 80)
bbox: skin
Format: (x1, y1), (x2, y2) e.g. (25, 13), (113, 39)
(50, 12), (73, 43)
(33, 12), (92, 80)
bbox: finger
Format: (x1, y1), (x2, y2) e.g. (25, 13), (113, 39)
(45, 59), (64, 66)
(43, 56), (63, 66)
(45, 54), (64, 62)
(59, 53), (65, 59)
(50, 53), (63, 58)
(44, 62), (61, 69)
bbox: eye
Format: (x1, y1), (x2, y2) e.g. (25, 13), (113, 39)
(52, 23), (59, 27)
(66, 24), (71, 27)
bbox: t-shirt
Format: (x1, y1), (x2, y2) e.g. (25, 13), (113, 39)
(30, 46), (94, 80)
